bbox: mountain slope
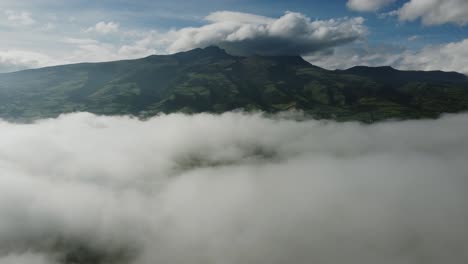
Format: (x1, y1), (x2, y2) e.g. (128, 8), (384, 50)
(0, 46), (467, 122)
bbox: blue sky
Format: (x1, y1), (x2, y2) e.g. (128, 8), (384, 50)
(0, 0), (467, 74)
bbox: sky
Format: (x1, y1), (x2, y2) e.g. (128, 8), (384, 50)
(0, 0), (467, 73)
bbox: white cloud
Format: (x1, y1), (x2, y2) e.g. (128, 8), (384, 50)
(398, 39), (468, 74)
(0, 112), (467, 263)
(347, 0), (396, 12)
(85, 21), (120, 34)
(1, 8), (466, 75)
(307, 39), (468, 75)
(166, 11), (367, 56)
(377, 10), (399, 19)
(398, 0), (468, 25)
(0, 50), (60, 73)
(41, 11), (367, 65)
(407, 35), (420, 41)
(4, 10), (35, 26)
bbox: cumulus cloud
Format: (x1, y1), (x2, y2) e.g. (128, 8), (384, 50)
(398, 0), (468, 25)
(0, 111), (468, 264)
(4, 10), (35, 26)
(347, 0), (396, 12)
(166, 11), (367, 56)
(39, 11), (367, 64)
(2, 8), (467, 75)
(0, 50), (60, 73)
(398, 38), (468, 74)
(85, 21), (120, 34)
(66, 11), (367, 60)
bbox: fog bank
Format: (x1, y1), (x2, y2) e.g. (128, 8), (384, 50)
(0, 112), (467, 264)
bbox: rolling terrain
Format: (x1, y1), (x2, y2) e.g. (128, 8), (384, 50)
(0, 46), (467, 122)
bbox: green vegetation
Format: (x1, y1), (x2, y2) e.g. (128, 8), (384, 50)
(0, 46), (467, 122)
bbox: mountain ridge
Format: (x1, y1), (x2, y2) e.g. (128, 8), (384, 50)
(5, 47), (466, 77)
(0, 46), (467, 122)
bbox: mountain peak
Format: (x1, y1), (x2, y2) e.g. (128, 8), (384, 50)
(202, 45), (228, 54)
(172, 46), (232, 61)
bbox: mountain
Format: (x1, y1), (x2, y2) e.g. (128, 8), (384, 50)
(337, 66), (467, 84)
(0, 46), (467, 122)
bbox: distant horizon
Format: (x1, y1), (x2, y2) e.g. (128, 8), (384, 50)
(2, 45), (467, 76)
(0, 0), (467, 74)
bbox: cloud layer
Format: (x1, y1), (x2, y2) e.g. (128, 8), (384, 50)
(0, 11), (367, 72)
(398, 0), (468, 25)
(0, 112), (468, 264)
(167, 11), (367, 56)
(0, 4), (466, 75)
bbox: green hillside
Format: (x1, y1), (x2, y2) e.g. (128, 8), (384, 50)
(0, 46), (467, 122)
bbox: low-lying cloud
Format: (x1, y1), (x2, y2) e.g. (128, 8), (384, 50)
(0, 112), (468, 264)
